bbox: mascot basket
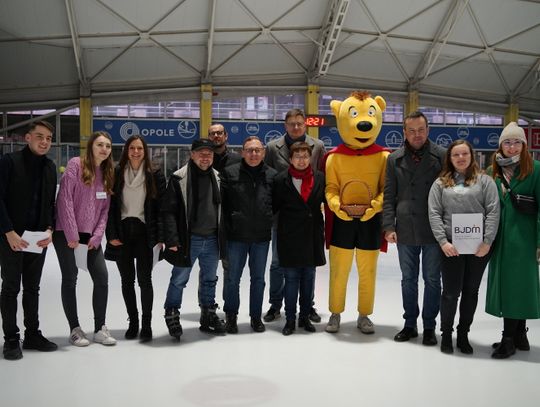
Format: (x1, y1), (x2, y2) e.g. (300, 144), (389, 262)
(339, 180), (373, 218)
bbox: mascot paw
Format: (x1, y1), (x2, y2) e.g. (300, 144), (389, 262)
(336, 209), (353, 221)
(370, 199), (383, 213)
(361, 208), (377, 222)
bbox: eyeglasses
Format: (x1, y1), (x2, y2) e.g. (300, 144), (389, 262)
(502, 140), (523, 147)
(243, 148), (264, 154)
(286, 122), (305, 128)
(209, 130), (225, 136)
(291, 155), (310, 160)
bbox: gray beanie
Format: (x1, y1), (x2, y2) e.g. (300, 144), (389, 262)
(499, 122), (527, 146)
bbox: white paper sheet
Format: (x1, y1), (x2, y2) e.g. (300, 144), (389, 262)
(451, 213), (483, 255)
(152, 244), (162, 269)
(21, 231), (49, 254)
(74, 244), (89, 271)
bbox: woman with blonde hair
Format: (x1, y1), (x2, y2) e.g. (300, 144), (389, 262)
(54, 131), (116, 346)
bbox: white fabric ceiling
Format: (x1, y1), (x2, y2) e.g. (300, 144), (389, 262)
(0, 0), (539, 120)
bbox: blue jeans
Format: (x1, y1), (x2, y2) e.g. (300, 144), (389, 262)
(396, 243), (442, 330)
(283, 267), (315, 321)
(164, 235), (218, 310)
(223, 240), (269, 318)
(268, 226), (284, 310)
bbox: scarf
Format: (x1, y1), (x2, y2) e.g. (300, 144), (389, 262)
(288, 165), (314, 202)
(284, 133), (306, 147)
(121, 165), (146, 221)
(405, 140), (428, 164)
(189, 160), (220, 223)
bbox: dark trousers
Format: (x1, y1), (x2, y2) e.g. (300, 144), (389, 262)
(0, 238), (46, 339)
(116, 218), (153, 321)
(283, 267), (315, 321)
(53, 231), (109, 333)
(440, 253), (490, 334)
(503, 318), (527, 337)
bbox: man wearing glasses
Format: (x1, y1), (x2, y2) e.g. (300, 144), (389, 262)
(207, 123), (241, 172)
(221, 137), (277, 333)
(264, 109), (326, 324)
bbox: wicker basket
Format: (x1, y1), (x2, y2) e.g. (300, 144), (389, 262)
(339, 180), (373, 218)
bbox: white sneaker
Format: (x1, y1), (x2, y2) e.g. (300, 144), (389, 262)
(357, 315), (375, 334)
(325, 313), (341, 333)
(70, 327), (90, 347)
(93, 325), (117, 346)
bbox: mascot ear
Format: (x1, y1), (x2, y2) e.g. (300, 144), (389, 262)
(375, 96), (386, 112)
(330, 100), (342, 117)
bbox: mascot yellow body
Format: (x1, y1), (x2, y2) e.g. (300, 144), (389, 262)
(325, 91), (388, 334)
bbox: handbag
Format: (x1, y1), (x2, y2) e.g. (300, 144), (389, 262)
(499, 176), (538, 215)
(339, 180), (373, 218)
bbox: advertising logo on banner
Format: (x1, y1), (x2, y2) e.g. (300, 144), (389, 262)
(94, 118), (504, 150)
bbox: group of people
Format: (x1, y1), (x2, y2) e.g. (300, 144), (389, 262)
(1, 110), (538, 362)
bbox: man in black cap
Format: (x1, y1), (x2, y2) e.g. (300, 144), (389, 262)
(161, 138), (226, 339)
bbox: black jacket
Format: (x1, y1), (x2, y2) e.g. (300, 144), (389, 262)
(161, 163), (224, 266)
(0, 146), (56, 236)
(220, 160), (277, 242)
(273, 169), (326, 267)
(106, 166), (166, 248)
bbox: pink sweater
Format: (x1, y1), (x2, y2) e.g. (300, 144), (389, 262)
(55, 157), (111, 248)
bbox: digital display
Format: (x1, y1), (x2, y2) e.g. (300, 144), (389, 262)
(305, 115), (336, 127)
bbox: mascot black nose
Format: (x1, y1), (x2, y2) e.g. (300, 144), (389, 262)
(357, 121), (373, 132)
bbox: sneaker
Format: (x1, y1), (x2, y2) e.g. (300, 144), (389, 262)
(325, 313), (341, 333)
(70, 327), (90, 347)
(263, 307), (280, 322)
(3, 337), (22, 360)
(93, 325), (117, 346)
(22, 330), (58, 352)
(308, 308), (322, 323)
(357, 315), (375, 334)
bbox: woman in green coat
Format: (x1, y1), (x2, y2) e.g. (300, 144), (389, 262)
(486, 122), (540, 359)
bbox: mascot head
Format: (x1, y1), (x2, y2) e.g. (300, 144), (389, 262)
(330, 91), (386, 150)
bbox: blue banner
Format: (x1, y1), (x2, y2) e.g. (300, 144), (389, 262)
(94, 118), (503, 150)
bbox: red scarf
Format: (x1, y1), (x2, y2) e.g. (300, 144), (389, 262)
(288, 165), (314, 202)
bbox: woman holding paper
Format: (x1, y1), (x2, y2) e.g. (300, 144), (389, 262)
(428, 140), (499, 355)
(486, 122), (540, 359)
(53, 131), (115, 347)
(106, 135), (165, 342)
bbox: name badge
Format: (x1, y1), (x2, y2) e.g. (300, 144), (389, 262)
(96, 191), (107, 200)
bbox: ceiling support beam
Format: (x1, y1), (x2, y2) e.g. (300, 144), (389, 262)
(203, 0), (217, 81)
(64, 0), (88, 91)
(310, 0), (350, 79)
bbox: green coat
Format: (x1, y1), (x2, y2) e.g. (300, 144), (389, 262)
(486, 160), (540, 319)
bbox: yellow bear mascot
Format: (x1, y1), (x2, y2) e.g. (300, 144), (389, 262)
(324, 91), (388, 334)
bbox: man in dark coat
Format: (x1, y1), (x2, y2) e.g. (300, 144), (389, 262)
(383, 111), (446, 346)
(208, 123), (241, 172)
(0, 120), (58, 360)
(221, 136), (277, 334)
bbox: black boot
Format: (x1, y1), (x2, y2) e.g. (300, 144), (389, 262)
(456, 330), (473, 354)
(125, 315), (139, 340)
(200, 304), (226, 335)
(298, 316), (316, 332)
(164, 308), (182, 340)
(225, 313), (238, 334)
(282, 319), (296, 336)
(3, 335), (22, 360)
(440, 332), (453, 354)
(492, 337), (516, 359)
(140, 315), (152, 342)
(514, 327), (530, 351)
(22, 330), (58, 352)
